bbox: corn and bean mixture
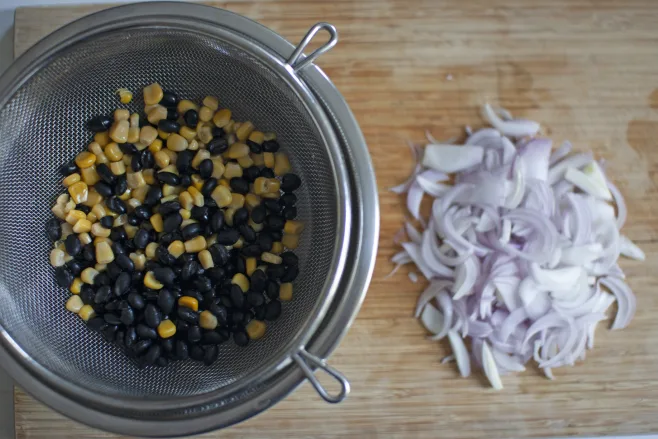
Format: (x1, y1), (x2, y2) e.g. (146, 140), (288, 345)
(46, 83), (303, 367)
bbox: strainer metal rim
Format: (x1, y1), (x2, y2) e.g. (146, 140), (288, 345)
(0, 2), (379, 437)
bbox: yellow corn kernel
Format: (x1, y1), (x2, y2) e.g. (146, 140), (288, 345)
(253, 177), (276, 196)
(129, 252), (146, 270)
(94, 131), (110, 147)
(197, 124), (213, 143)
(199, 310), (218, 330)
(246, 320), (266, 340)
(103, 143), (122, 163)
(244, 194), (260, 210)
(219, 178), (230, 188)
(117, 88), (133, 104)
(90, 222), (110, 238)
(73, 218), (92, 233)
(50, 248), (65, 267)
(51, 205), (66, 220)
(145, 242), (159, 259)
(161, 195), (181, 204)
(232, 123), (241, 134)
(284, 220), (305, 235)
(109, 120), (129, 143)
(179, 209), (191, 220)
(274, 152), (291, 176)
(178, 296), (198, 312)
(228, 193), (245, 209)
(279, 283), (293, 301)
(124, 223), (138, 239)
(88, 142), (103, 157)
(128, 126), (140, 143)
(93, 236), (111, 246)
(224, 207), (237, 226)
(64, 199), (76, 213)
(147, 105), (168, 125)
(82, 188), (103, 208)
(261, 252), (282, 264)
(129, 112), (139, 128)
(231, 273), (249, 292)
(143, 82), (163, 105)
(140, 125), (158, 145)
(110, 161), (126, 175)
(144, 271), (164, 290)
(114, 108), (130, 122)
(263, 152), (275, 168)
(78, 232), (92, 245)
(150, 213), (164, 232)
(206, 234), (218, 247)
(62, 173), (81, 187)
(213, 108), (232, 128)
(65, 209), (86, 225)
(168, 240), (185, 258)
(179, 126), (197, 141)
(157, 320), (176, 338)
(78, 304), (96, 321)
(159, 164), (179, 175)
(91, 204), (107, 219)
(271, 241), (283, 254)
(249, 219), (264, 233)
(80, 166), (100, 186)
(251, 153), (264, 166)
(188, 139), (200, 151)
(263, 132), (277, 141)
(81, 267), (99, 284)
(199, 106), (214, 122)
(227, 142), (249, 159)
(188, 186), (204, 207)
(160, 184), (177, 197)
(162, 148), (177, 163)
(211, 186), (232, 207)
(237, 155), (254, 169)
(224, 162), (242, 179)
(113, 214), (128, 227)
(281, 233), (300, 249)
(118, 188), (131, 201)
(192, 149), (210, 169)
(198, 250), (214, 269)
(154, 150), (170, 168)
(202, 96), (219, 111)
(179, 191), (194, 210)
(75, 151), (96, 169)
(190, 174), (205, 191)
(87, 211), (98, 223)
(236, 121), (254, 142)
(181, 218), (198, 229)
(177, 99), (198, 115)
(143, 168), (156, 185)
(248, 131), (264, 145)
(124, 171), (144, 190)
(95, 240), (114, 264)
(56, 193), (70, 205)
(167, 133), (188, 152)
(245, 257), (257, 276)
(184, 236), (207, 253)
(96, 152), (110, 165)
(208, 158), (224, 179)
(224, 120), (235, 134)
(148, 138), (163, 154)
(70, 277), (83, 294)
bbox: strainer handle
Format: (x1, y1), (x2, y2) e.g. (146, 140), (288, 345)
(292, 349), (350, 404)
(286, 23), (338, 72)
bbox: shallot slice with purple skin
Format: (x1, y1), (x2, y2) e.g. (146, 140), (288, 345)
(390, 104), (643, 390)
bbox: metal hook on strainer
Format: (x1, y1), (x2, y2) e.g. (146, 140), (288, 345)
(293, 348), (350, 403)
(286, 22), (338, 72)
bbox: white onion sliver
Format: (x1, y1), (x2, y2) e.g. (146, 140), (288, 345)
(482, 341), (504, 390)
(447, 330), (471, 377)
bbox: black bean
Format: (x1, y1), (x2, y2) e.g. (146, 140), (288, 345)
(107, 196), (127, 214)
(270, 230), (283, 241)
(281, 252), (299, 266)
(160, 338), (174, 353)
(263, 198), (282, 213)
(125, 326), (137, 347)
(65, 234), (81, 256)
(260, 168), (275, 178)
(281, 173), (301, 192)
(66, 260), (83, 276)
(113, 241), (127, 255)
(144, 304), (162, 328)
(235, 257), (246, 275)
(99, 215), (113, 229)
(167, 109), (179, 121)
(110, 227), (127, 242)
(112, 272), (130, 297)
(231, 310), (245, 325)
(241, 244), (261, 257)
(132, 270), (145, 286)
(203, 345), (219, 365)
(136, 325), (157, 342)
(158, 119), (180, 133)
(209, 244), (230, 266)
(153, 267), (176, 286)
(177, 307), (199, 324)
(175, 340), (189, 360)
(267, 265), (286, 280)
(198, 159), (213, 179)
(203, 267), (223, 284)
(208, 137), (228, 155)
(196, 178), (217, 197)
(156, 245), (176, 266)
(266, 280), (279, 299)
(104, 313), (122, 325)
(94, 285), (112, 304)
(127, 292), (145, 310)
(252, 305), (265, 320)
(179, 261), (199, 282)
(184, 290), (204, 305)
(190, 345), (205, 361)
(80, 285), (95, 304)
(193, 276), (212, 293)
(220, 295), (233, 308)
(262, 139), (280, 153)
(88, 115), (112, 132)
(202, 330), (223, 345)
(230, 178), (249, 194)
(113, 254), (132, 273)
(113, 176), (128, 197)
(189, 206), (209, 223)
(249, 270), (267, 293)
(183, 109), (198, 128)
(230, 285), (244, 308)
(104, 263), (120, 282)
(176, 150), (194, 175)
(283, 206), (297, 220)
(247, 291), (265, 307)
(104, 300), (119, 312)
(119, 143), (138, 155)
(242, 311), (253, 327)
(134, 339), (152, 355)
(216, 229), (240, 245)
(233, 329), (249, 347)
(94, 272), (111, 287)
(120, 306), (135, 325)
(239, 224), (256, 243)
(180, 223), (201, 241)
(54, 267), (74, 288)
(155, 289), (174, 315)
(86, 317), (106, 333)
(229, 207), (246, 226)
(210, 211), (224, 232)
(157, 172), (180, 186)
(243, 166), (260, 183)
(256, 233), (273, 252)
(160, 91), (178, 108)
(127, 213), (140, 226)
(101, 325), (118, 342)
(266, 215), (285, 230)
(131, 154), (143, 172)
(60, 160), (78, 176)
(94, 181), (113, 198)
(246, 140), (261, 154)
(265, 300), (282, 321)
(143, 344), (162, 366)
(280, 193), (297, 207)
(46, 218), (61, 241)
(187, 325), (202, 343)
(251, 205), (266, 224)
(280, 266), (299, 282)
(159, 201), (181, 216)
(133, 229), (149, 249)
(76, 204), (91, 214)
(144, 185), (163, 206)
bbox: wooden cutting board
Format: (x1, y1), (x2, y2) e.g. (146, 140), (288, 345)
(12, 1), (658, 438)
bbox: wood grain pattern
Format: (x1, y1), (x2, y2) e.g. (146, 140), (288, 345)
(13, 1), (658, 438)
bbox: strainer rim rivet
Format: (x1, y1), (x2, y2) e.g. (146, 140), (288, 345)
(286, 22), (338, 73)
(292, 348), (350, 403)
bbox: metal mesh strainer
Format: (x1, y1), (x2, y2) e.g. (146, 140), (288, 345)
(0, 2), (378, 437)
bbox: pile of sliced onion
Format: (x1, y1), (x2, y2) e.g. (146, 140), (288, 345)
(390, 104), (645, 389)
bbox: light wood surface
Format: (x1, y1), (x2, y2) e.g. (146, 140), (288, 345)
(12, 1), (658, 438)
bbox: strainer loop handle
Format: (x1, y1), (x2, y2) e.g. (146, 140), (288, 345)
(286, 22), (338, 72)
(292, 349), (350, 404)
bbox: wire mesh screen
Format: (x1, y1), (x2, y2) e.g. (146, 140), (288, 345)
(0, 28), (339, 399)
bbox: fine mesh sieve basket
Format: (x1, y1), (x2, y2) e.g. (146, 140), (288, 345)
(0, 2), (378, 436)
